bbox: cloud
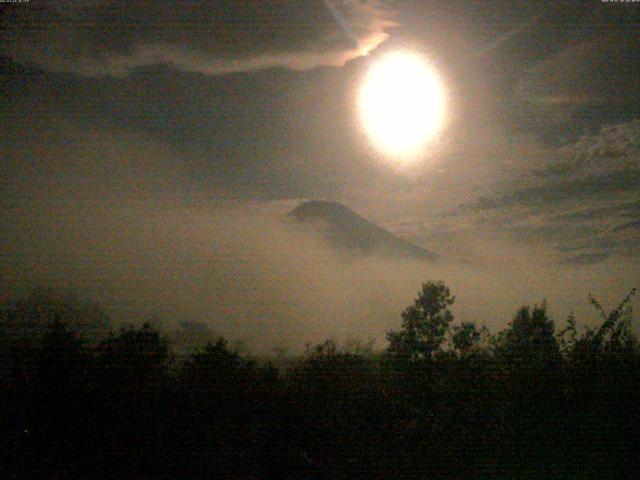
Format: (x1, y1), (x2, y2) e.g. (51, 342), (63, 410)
(1, 0), (394, 76)
(476, 171), (640, 210)
(552, 201), (640, 223)
(2, 112), (639, 351)
(439, 120), (640, 263)
(613, 220), (640, 233)
(469, 120), (640, 207)
(515, 30), (640, 114)
(561, 252), (611, 266)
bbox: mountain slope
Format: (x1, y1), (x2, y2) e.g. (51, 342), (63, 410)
(288, 200), (438, 261)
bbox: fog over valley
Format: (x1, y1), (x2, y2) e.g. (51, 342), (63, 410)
(2, 122), (636, 351)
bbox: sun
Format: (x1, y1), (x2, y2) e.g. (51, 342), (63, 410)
(359, 51), (446, 158)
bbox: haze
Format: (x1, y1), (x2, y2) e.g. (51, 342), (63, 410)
(1, 0), (639, 352)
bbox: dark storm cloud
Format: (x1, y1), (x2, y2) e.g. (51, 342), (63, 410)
(1, 0), (394, 76)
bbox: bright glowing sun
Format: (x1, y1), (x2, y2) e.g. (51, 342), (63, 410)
(359, 52), (446, 158)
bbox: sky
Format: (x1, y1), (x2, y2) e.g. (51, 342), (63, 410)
(1, 1), (639, 351)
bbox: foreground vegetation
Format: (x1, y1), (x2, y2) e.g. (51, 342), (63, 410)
(1, 282), (638, 479)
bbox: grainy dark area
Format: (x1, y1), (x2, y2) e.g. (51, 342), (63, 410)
(1, 284), (638, 479)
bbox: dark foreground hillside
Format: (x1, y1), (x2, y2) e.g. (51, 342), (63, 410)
(1, 282), (638, 479)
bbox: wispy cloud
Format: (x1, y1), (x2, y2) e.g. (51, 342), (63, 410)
(516, 32), (640, 113)
(1, 0), (395, 76)
(425, 120), (640, 264)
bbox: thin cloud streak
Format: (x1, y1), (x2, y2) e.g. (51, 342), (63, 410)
(1, 0), (395, 76)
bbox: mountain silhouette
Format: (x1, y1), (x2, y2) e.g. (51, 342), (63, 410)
(288, 200), (438, 261)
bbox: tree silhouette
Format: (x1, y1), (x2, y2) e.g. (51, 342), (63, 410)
(0, 287), (110, 347)
(387, 280), (455, 362)
(450, 321), (485, 356)
(1, 283), (638, 479)
(494, 303), (560, 368)
(96, 322), (169, 388)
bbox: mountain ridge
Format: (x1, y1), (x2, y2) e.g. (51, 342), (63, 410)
(287, 200), (438, 262)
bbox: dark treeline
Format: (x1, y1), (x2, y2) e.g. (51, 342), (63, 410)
(1, 282), (638, 479)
